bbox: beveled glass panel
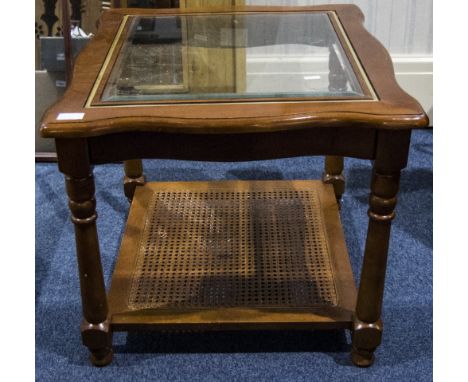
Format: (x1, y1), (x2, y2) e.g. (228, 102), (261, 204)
(101, 12), (369, 103)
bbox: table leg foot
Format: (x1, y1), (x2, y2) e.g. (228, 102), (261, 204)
(81, 318), (113, 367)
(89, 347), (113, 367)
(351, 347), (375, 367)
(351, 318), (382, 368)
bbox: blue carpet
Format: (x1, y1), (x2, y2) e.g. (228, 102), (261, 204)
(35, 130), (432, 381)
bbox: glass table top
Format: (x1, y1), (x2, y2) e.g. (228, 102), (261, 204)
(95, 12), (375, 105)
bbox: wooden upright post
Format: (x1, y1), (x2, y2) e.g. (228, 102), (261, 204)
(351, 130), (411, 367)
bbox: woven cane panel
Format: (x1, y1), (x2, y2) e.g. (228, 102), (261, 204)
(128, 189), (337, 310)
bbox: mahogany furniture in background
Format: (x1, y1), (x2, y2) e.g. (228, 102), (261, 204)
(40, 5), (428, 367)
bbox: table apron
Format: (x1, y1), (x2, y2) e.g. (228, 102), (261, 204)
(86, 127), (376, 164)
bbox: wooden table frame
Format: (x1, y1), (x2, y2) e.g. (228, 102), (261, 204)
(41, 5), (428, 368)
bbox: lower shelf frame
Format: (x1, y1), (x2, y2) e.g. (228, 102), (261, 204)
(108, 180), (357, 332)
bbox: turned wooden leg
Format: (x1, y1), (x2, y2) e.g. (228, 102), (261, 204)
(325, 44), (347, 205)
(123, 159), (145, 201)
(351, 130), (411, 367)
(56, 139), (113, 366)
(322, 155), (345, 204)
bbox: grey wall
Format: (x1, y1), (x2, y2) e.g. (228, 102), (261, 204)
(246, 0), (433, 55)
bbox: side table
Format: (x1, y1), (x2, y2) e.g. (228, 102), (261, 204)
(40, 5), (428, 367)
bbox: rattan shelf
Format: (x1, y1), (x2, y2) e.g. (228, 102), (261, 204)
(108, 180), (357, 331)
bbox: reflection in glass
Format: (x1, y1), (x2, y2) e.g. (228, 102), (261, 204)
(102, 13), (366, 102)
